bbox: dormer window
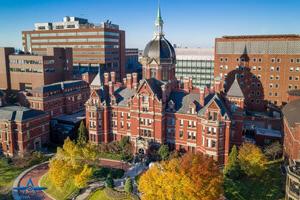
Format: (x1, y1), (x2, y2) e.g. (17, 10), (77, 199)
(189, 102), (196, 114)
(168, 100), (175, 112)
(142, 95), (149, 104)
(208, 111), (218, 121)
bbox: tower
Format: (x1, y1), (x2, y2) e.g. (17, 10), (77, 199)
(140, 6), (176, 82)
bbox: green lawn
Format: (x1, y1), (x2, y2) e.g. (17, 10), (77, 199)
(89, 188), (138, 200)
(224, 161), (285, 200)
(40, 174), (79, 200)
(0, 158), (23, 197)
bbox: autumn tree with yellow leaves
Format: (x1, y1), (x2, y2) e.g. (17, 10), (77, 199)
(138, 153), (223, 200)
(48, 138), (93, 189)
(238, 143), (267, 177)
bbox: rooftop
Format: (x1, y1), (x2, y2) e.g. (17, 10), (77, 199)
(282, 99), (300, 128)
(175, 48), (214, 60)
(0, 106), (47, 122)
(222, 34), (300, 39)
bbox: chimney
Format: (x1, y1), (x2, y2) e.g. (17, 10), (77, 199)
(126, 74), (132, 89)
(132, 73), (138, 89)
(161, 85), (166, 103)
(104, 73), (110, 85)
(108, 81), (114, 95)
(123, 78), (127, 86)
(183, 77), (189, 92)
(189, 77), (193, 90)
(200, 88), (205, 107)
(110, 71), (116, 84)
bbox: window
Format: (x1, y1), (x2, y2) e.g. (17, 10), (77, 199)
(208, 111), (218, 121)
(290, 67), (294, 72)
(270, 75), (274, 80)
(127, 113), (131, 119)
(277, 58), (281, 63)
(127, 122), (131, 129)
(180, 120), (183, 126)
(269, 84), (273, 88)
(296, 67), (300, 72)
(252, 66), (256, 71)
(258, 66), (262, 71)
(270, 66), (274, 71)
(295, 76), (299, 81)
(179, 130), (183, 138)
(271, 58), (275, 63)
(211, 140), (216, 148)
(289, 76), (293, 81)
(150, 69), (156, 78)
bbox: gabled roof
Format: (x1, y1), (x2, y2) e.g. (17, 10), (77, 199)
(282, 99), (300, 128)
(227, 75), (244, 98)
(169, 91), (201, 114)
(114, 87), (136, 106)
(90, 72), (102, 88)
(137, 78), (164, 100)
(198, 93), (229, 117)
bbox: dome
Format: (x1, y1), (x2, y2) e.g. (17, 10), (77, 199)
(143, 35), (176, 61)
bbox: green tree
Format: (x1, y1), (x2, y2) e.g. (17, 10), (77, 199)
(119, 136), (130, 149)
(224, 145), (240, 179)
(106, 174), (114, 188)
(158, 144), (169, 161)
(77, 121), (88, 146)
(238, 143), (267, 177)
(124, 177), (133, 193)
(264, 141), (282, 161)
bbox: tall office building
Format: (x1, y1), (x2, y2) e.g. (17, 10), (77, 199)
(175, 48), (214, 88)
(22, 16), (125, 80)
(215, 35), (300, 110)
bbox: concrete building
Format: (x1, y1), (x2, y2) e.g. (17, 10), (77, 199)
(215, 35), (300, 110)
(175, 48), (214, 88)
(0, 106), (49, 156)
(22, 17), (125, 80)
(283, 91), (300, 200)
(0, 47), (73, 91)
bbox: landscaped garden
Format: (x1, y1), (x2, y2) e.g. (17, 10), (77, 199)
(88, 188), (138, 200)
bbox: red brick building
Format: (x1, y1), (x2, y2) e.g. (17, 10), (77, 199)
(0, 106), (49, 156)
(215, 35), (300, 110)
(283, 91), (300, 200)
(22, 80), (90, 118)
(0, 47), (73, 91)
(85, 8), (236, 165)
(283, 91), (300, 161)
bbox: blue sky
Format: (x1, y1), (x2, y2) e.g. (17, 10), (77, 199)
(0, 0), (299, 49)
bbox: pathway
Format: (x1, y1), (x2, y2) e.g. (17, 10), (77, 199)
(12, 162), (52, 200)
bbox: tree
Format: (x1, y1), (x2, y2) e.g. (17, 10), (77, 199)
(138, 153), (223, 200)
(106, 174), (114, 188)
(264, 141), (282, 161)
(158, 144), (169, 161)
(119, 136), (130, 149)
(224, 145), (240, 178)
(77, 121), (88, 146)
(238, 143), (267, 177)
(74, 164), (92, 188)
(124, 177), (133, 193)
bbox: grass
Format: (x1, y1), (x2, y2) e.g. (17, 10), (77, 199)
(92, 167), (125, 180)
(89, 188), (138, 200)
(224, 160), (285, 200)
(40, 174), (79, 200)
(99, 152), (123, 161)
(0, 158), (24, 197)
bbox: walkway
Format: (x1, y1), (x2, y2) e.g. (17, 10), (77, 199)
(12, 162), (52, 200)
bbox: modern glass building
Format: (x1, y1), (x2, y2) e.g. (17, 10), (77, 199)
(175, 48), (214, 88)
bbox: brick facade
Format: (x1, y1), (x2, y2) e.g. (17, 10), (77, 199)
(0, 106), (49, 156)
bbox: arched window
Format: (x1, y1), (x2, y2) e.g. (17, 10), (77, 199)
(150, 69), (156, 78)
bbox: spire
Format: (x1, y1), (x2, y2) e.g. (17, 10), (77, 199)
(155, 3), (164, 36)
(90, 66), (102, 89)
